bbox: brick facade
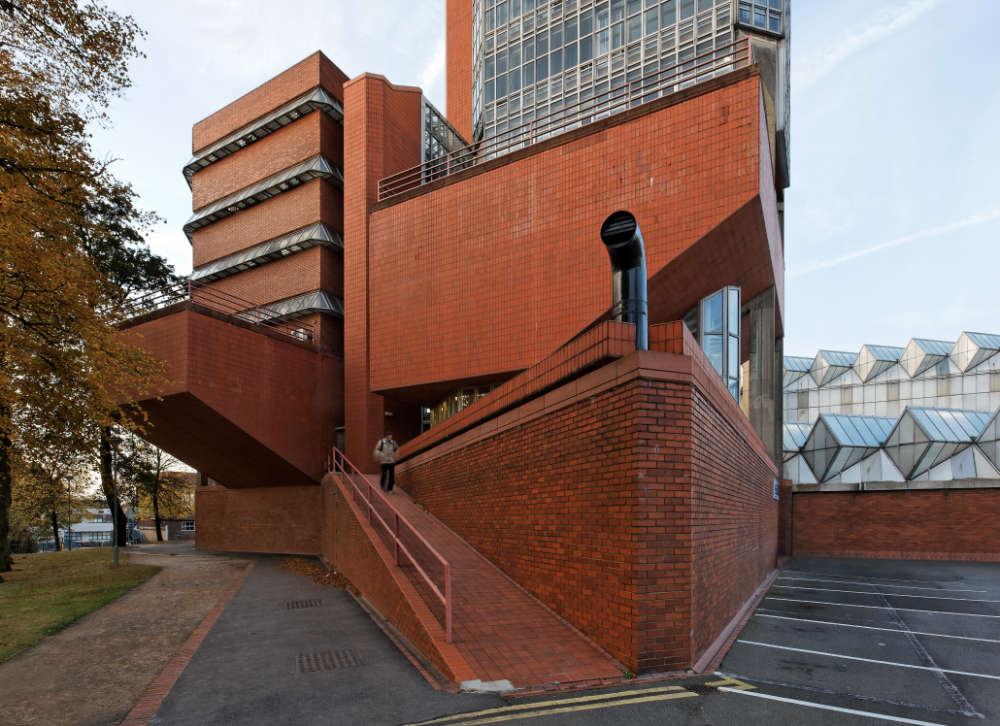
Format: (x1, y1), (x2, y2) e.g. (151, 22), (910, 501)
(195, 485), (323, 554)
(791, 489), (1000, 561)
(397, 345), (777, 673)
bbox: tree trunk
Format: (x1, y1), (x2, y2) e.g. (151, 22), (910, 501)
(50, 510), (61, 551)
(0, 407), (12, 575)
(153, 494), (162, 542)
(98, 427), (128, 547)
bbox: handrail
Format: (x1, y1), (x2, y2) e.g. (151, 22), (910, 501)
(326, 447), (453, 642)
(378, 38), (751, 201)
(119, 278), (315, 343)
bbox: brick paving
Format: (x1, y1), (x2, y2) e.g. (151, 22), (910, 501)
(384, 483), (624, 688)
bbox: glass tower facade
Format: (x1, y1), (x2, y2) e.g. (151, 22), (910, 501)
(472, 0), (785, 142)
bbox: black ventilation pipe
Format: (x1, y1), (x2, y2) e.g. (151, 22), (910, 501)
(600, 210), (648, 351)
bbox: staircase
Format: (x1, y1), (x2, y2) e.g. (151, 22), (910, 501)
(327, 449), (623, 690)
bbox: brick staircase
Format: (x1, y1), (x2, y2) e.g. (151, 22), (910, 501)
(327, 453), (623, 690)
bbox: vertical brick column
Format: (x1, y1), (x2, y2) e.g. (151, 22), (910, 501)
(342, 75), (422, 470)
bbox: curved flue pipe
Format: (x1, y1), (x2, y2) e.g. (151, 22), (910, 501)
(600, 210), (648, 351)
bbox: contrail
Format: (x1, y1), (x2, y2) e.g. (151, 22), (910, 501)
(790, 208), (1000, 279)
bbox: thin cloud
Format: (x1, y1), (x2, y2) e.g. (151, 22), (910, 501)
(795, 0), (942, 91)
(789, 208), (1000, 279)
(421, 37), (447, 107)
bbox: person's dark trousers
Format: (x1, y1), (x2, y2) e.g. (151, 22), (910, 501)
(380, 463), (395, 491)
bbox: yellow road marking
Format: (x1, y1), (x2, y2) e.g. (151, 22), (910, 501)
(404, 685), (692, 725)
(426, 691), (699, 725)
(706, 676), (755, 691)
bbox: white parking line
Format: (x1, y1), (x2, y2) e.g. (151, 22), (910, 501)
(766, 596), (1000, 618)
(780, 570), (964, 586)
(777, 576), (988, 594)
(754, 613), (1000, 644)
(737, 640), (1000, 681)
(771, 584), (1000, 603)
(717, 686), (947, 726)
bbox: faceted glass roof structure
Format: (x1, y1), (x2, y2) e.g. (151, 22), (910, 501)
(901, 338), (953, 378)
(183, 156), (343, 241)
(784, 356), (813, 387)
(883, 407), (992, 479)
(782, 422), (812, 461)
(976, 408), (1000, 474)
(810, 350), (856, 386)
(951, 331), (1000, 373)
(854, 344), (904, 383)
(801, 414), (895, 482)
(183, 86), (344, 183)
(191, 224), (342, 282)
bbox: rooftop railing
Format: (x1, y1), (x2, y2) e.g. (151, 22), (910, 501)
(119, 279), (315, 343)
(378, 37), (752, 202)
(327, 447), (453, 642)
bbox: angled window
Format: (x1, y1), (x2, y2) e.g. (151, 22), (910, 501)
(883, 407), (992, 479)
(800, 414), (895, 482)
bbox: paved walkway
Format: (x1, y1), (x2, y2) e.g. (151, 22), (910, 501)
(384, 486), (623, 688)
(148, 556), (501, 726)
(0, 546), (248, 726)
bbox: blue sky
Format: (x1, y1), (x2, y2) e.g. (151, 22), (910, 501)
(90, 0), (1000, 358)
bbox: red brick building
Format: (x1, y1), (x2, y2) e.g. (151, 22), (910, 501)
(121, 2), (791, 683)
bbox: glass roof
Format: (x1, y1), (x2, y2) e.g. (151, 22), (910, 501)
(784, 356), (813, 372)
(965, 331), (1000, 349)
(183, 156), (343, 241)
(783, 422), (812, 452)
(818, 350), (857, 367)
(191, 223), (342, 282)
(819, 414), (896, 448)
(909, 407), (992, 442)
(912, 338), (954, 356)
(863, 345), (904, 362)
(183, 86), (344, 183)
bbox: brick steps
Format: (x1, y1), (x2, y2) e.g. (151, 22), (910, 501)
(372, 478), (624, 689)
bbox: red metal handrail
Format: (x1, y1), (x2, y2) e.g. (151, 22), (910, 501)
(378, 37), (751, 201)
(120, 279), (315, 343)
(327, 447), (453, 642)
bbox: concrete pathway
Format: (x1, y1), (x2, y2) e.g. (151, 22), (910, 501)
(0, 546), (248, 726)
(148, 556), (502, 726)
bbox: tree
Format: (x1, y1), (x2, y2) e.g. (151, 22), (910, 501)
(119, 435), (191, 542)
(10, 455), (86, 550)
(1, 1), (162, 574)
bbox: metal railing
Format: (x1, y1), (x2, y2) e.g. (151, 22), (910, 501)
(120, 279), (315, 343)
(327, 447), (453, 642)
(378, 38), (752, 201)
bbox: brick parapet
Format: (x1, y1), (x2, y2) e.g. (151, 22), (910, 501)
(192, 51), (347, 154)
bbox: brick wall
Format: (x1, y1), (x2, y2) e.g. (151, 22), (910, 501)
(193, 51), (347, 153)
(342, 74), (423, 468)
(366, 72), (767, 395)
(446, 0), (474, 141)
(205, 246), (343, 305)
(192, 179), (343, 267)
(191, 110), (343, 210)
(196, 485), (322, 554)
(397, 348), (777, 672)
(792, 489), (1000, 561)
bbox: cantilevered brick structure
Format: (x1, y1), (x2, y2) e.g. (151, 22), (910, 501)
(120, 4), (790, 685)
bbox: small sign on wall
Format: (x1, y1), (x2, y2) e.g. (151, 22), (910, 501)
(773, 478), (780, 501)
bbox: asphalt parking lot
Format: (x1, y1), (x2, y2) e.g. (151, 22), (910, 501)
(406, 556), (1000, 726)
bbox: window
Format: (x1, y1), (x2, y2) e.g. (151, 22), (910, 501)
(887, 381), (900, 402)
(937, 376), (951, 397)
(691, 286), (741, 401)
(840, 387), (853, 406)
(991, 370), (1000, 393)
(181, 521), (196, 532)
(797, 390), (809, 411)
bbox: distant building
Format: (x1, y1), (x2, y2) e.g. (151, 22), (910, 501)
(783, 332), (1000, 485)
(59, 507), (140, 548)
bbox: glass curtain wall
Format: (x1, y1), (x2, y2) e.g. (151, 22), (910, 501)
(685, 285), (740, 401)
(470, 0), (780, 143)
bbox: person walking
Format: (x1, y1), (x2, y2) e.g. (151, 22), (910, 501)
(374, 432), (399, 492)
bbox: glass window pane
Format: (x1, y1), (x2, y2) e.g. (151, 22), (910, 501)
(645, 7), (658, 34)
(680, 0), (694, 19)
(565, 41), (578, 68)
(580, 35), (593, 61)
(612, 0), (625, 22)
(581, 8), (593, 34)
(728, 335), (739, 378)
(705, 334), (723, 376)
(565, 16), (578, 42)
(728, 287), (739, 331)
(628, 14), (642, 41)
(703, 291), (723, 333)
(661, 0), (676, 26)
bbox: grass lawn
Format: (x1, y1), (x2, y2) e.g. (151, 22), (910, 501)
(0, 548), (160, 663)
